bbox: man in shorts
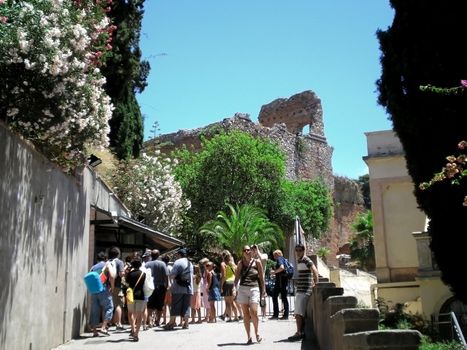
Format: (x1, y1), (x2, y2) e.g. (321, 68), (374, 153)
(164, 248), (193, 330)
(108, 246), (125, 330)
(288, 243), (318, 341)
(145, 249), (169, 327)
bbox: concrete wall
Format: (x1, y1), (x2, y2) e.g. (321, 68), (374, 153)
(0, 123), (90, 350)
(364, 130), (456, 323)
(364, 131), (426, 283)
(331, 268), (377, 307)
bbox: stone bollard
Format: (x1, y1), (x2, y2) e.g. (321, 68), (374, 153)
(343, 329), (422, 350)
(312, 283), (337, 340)
(313, 284), (344, 350)
(330, 308), (379, 350)
(321, 296), (358, 350)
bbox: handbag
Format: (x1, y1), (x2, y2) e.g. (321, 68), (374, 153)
(143, 270), (155, 297)
(126, 271), (145, 305)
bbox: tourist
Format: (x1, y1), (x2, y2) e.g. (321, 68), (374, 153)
(206, 261), (221, 322)
(220, 250), (239, 322)
(270, 249), (289, 320)
(234, 245), (266, 344)
(108, 246), (125, 330)
(164, 248), (193, 330)
(89, 251), (114, 337)
(190, 264), (202, 323)
(288, 243), (319, 341)
(251, 244), (268, 321)
(125, 256), (147, 342)
(145, 249), (169, 327)
(199, 257), (210, 322)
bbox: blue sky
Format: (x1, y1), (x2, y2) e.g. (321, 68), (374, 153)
(137, 1), (395, 179)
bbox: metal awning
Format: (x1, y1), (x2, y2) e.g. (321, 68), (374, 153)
(117, 216), (184, 250)
(91, 207), (184, 252)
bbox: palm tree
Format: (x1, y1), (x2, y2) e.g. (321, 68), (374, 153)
(200, 203), (284, 259)
(349, 210), (375, 271)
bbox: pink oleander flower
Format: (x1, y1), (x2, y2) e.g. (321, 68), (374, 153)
(0, 16), (7, 23)
(461, 80), (467, 88)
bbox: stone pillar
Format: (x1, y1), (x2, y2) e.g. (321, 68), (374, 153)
(412, 230), (439, 276)
(312, 282), (335, 337)
(321, 296), (358, 350)
(330, 308), (379, 350)
(313, 283), (344, 349)
(343, 330), (422, 350)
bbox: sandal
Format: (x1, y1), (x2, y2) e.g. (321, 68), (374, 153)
(182, 323), (189, 329)
(287, 332), (303, 341)
(163, 323), (175, 331)
(99, 330), (110, 337)
(256, 334), (262, 343)
(246, 338), (253, 345)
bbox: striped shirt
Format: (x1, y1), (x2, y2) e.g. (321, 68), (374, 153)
(295, 256), (316, 294)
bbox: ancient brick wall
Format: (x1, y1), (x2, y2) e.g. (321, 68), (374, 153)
(144, 91), (363, 262)
(258, 90), (325, 137)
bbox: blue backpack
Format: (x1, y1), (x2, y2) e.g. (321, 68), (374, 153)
(284, 259), (294, 279)
(84, 271), (104, 294)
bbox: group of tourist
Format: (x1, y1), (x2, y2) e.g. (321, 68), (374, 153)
(88, 243), (319, 344)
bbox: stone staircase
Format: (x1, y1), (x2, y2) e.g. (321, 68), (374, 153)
(306, 279), (422, 349)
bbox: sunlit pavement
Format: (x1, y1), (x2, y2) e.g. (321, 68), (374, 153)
(52, 317), (315, 350)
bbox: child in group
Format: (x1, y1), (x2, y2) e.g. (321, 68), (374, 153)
(190, 265), (202, 324)
(206, 261), (221, 323)
(199, 258), (211, 322)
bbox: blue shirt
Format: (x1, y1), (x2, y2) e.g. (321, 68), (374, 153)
(170, 257), (193, 295)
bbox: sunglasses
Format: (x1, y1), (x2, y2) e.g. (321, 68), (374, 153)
(243, 249), (250, 252)
(295, 249), (304, 252)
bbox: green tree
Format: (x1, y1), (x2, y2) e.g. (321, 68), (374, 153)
(377, 1), (467, 301)
(277, 180), (333, 239)
(174, 131), (285, 228)
(200, 204), (284, 259)
(349, 211), (374, 271)
(103, 0), (150, 159)
(173, 131), (285, 255)
(356, 174), (371, 210)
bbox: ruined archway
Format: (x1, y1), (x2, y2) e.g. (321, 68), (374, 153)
(258, 90), (325, 136)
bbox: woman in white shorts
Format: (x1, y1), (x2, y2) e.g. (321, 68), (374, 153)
(234, 245), (266, 345)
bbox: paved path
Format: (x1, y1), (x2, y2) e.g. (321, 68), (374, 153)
(53, 318), (316, 350)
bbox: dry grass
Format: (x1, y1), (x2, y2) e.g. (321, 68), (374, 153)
(88, 148), (119, 188)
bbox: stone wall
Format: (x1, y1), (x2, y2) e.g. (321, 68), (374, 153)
(146, 91), (334, 189)
(258, 90), (325, 136)
(309, 280), (422, 349)
(145, 91), (364, 259)
(326, 176), (365, 266)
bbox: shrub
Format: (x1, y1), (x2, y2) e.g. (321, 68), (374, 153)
(0, 0), (114, 171)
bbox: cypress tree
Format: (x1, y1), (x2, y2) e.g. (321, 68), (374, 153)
(103, 0), (150, 159)
(377, 1), (467, 301)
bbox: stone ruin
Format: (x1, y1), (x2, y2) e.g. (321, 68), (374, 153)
(144, 90), (364, 264)
(258, 90), (325, 137)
